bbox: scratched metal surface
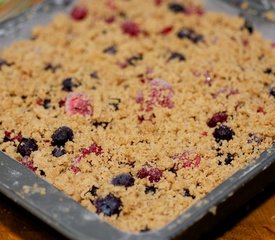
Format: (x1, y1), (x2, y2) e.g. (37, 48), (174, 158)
(0, 1), (275, 240)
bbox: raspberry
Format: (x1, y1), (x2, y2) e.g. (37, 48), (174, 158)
(121, 21), (140, 37)
(71, 6), (88, 21)
(65, 92), (92, 116)
(207, 112), (228, 128)
(95, 194), (122, 216)
(111, 173), (135, 187)
(160, 26), (174, 35)
(137, 165), (163, 183)
(172, 152), (201, 169)
(21, 156), (37, 172)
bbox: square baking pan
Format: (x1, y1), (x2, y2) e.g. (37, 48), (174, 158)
(0, 1), (275, 240)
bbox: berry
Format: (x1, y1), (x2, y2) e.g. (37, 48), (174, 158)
(95, 194), (122, 216)
(17, 138), (38, 157)
(213, 125), (235, 142)
(160, 26), (174, 35)
(21, 156), (37, 172)
(137, 165), (163, 183)
(177, 28), (204, 44)
(145, 186), (157, 194)
(111, 173), (135, 187)
(168, 52), (186, 62)
(62, 78), (77, 92)
(121, 21), (140, 37)
(65, 92), (92, 116)
(242, 19), (253, 34)
(168, 3), (185, 13)
(52, 147), (66, 157)
(71, 6), (88, 21)
(183, 188), (195, 199)
(51, 126), (74, 147)
(224, 153), (235, 165)
(103, 46), (117, 55)
(207, 112), (228, 128)
(269, 86), (275, 98)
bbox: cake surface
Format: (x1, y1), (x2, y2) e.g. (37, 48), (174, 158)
(0, 0), (275, 233)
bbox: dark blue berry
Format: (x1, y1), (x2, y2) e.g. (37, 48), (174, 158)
(62, 78), (76, 92)
(177, 28), (204, 44)
(17, 138), (38, 157)
(183, 188), (195, 199)
(95, 194), (122, 216)
(242, 19), (253, 34)
(168, 3), (185, 13)
(145, 186), (156, 194)
(168, 52), (186, 62)
(213, 125), (235, 142)
(103, 46), (117, 55)
(52, 147), (66, 157)
(224, 153), (235, 165)
(51, 126), (74, 147)
(111, 173), (135, 187)
(269, 86), (275, 98)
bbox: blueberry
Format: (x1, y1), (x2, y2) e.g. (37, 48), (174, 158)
(62, 78), (76, 92)
(269, 86), (275, 98)
(111, 173), (135, 187)
(17, 138), (38, 157)
(95, 194), (122, 216)
(213, 125), (235, 142)
(168, 3), (185, 13)
(51, 126), (74, 147)
(242, 19), (253, 34)
(224, 153), (235, 165)
(52, 147), (66, 157)
(177, 28), (204, 44)
(103, 46), (117, 55)
(145, 186), (156, 194)
(168, 52), (186, 62)
(183, 188), (195, 199)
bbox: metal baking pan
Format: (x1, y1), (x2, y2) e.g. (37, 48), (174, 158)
(0, 1), (275, 240)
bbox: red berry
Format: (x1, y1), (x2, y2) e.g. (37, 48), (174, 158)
(137, 165), (163, 183)
(21, 157), (37, 172)
(65, 92), (92, 116)
(121, 21), (141, 37)
(207, 112), (228, 128)
(160, 26), (174, 35)
(71, 6), (88, 21)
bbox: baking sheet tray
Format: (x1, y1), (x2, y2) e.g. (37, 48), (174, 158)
(0, 1), (275, 239)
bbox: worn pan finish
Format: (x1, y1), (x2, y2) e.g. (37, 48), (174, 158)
(0, 1), (275, 239)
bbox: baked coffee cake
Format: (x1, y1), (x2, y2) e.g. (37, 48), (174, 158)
(0, 0), (274, 232)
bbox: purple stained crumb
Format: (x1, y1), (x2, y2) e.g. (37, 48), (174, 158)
(211, 86), (239, 98)
(172, 151), (201, 169)
(21, 156), (37, 172)
(3, 130), (22, 142)
(71, 143), (103, 173)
